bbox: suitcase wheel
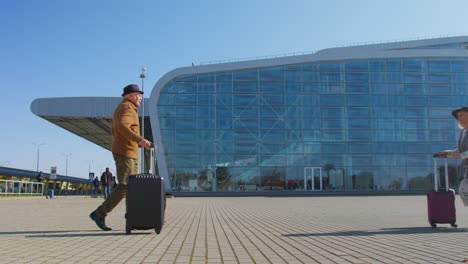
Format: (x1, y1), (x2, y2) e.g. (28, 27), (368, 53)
(126, 223), (132, 235)
(155, 228), (161, 234)
(430, 222), (437, 228)
(451, 222), (458, 228)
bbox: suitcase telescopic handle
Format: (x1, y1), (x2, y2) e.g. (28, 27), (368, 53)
(433, 157), (449, 192)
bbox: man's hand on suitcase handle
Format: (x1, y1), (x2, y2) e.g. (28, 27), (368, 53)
(434, 152), (448, 158)
(138, 138), (152, 148)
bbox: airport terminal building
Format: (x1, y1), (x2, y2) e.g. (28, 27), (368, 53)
(31, 36), (468, 193)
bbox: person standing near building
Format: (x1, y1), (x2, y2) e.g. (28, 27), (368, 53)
(89, 84), (152, 231)
(100, 167), (113, 199)
(93, 176), (100, 195)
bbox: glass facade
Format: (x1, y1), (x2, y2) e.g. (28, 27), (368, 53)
(157, 57), (468, 192)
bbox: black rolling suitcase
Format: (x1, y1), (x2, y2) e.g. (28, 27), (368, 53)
(125, 145), (165, 234)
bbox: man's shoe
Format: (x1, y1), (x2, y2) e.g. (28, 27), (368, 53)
(89, 211), (112, 231)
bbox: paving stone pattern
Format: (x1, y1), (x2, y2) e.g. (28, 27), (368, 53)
(0, 195), (468, 263)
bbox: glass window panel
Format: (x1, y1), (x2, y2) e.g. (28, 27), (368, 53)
(158, 106), (176, 117)
(303, 83), (320, 93)
(386, 72), (402, 83)
(322, 155), (345, 166)
(322, 143), (346, 153)
(321, 130), (345, 141)
(261, 119), (283, 129)
(405, 96), (426, 106)
(233, 70), (258, 82)
(320, 107), (344, 118)
(236, 106), (259, 117)
(347, 95), (370, 106)
(260, 154), (286, 166)
(348, 142), (372, 153)
(158, 94), (176, 105)
(234, 143), (260, 155)
(302, 130), (321, 141)
(217, 142), (234, 154)
(217, 82), (233, 93)
(302, 71), (319, 82)
(428, 73), (451, 83)
(349, 155), (373, 166)
(321, 119), (345, 129)
(428, 60), (450, 72)
(320, 72), (343, 82)
(321, 82), (344, 94)
(302, 63), (318, 71)
(260, 130), (284, 141)
(198, 118), (215, 129)
(345, 61), (369, 72)
(372, 142), (405, 153)
(452, 73), (468, 83)
(286, 130), (302, 141)
(303, 143), (321, 154)
(198, 82), (215, 93)
(303, 155), (321, 165)
(406, 130), (428, 141)
(430, 131), (456, 141)
(370, 72), (385, 83)
(369, 60), (385, 71)
(198, 105), (215, 117)
(259, 107), (281, 117)
(286, 142), (303, 154)
(175, 118), (197, 129)
(405, 107), (427, 118)
(347, 107), (370, 117)
(287, 155), (304, 166)
(285, 71), (302, 82)
(215, 72), (232, 82)
(403, 59), (425, 72)
(216, 94), (232, 106)
(428, 107), (452, 118)
(451, 59), (466, 72)
(173, 142), (198, 154)
(303, 118), (320, 130)
(348, 130), (372, 140)
(216, 105), (233, 118)
(429, 119), (455, 130)
(175, 130), (197, 141)
(170, 155), (199, 167)
(260, 143), (286, 154)
(259, 67), (284, 82)
(259, 83), (284, 93)
(216, 118), (233, 129)
(387, 95), (404, 106)
(167, 82), (197, 93)
(373, 119), (404, 129)
(285, 118), (302, 130)
(320, 95), (345, 106)
(233, 155), (258, 165)
(175, 94), (197, 105)
(370, 84), (389, 94)
(371, 107), (404, 118)
(175, 75), (197, 82)
(285, 95), (302, 105)
(404, 73), (425, 83)
(159, 118), (175, 129)
(198, 130), (216, 141)
(233, 94), (257, 105)
(454, 84), (468, 95)
(260, 95), (284, 105)
(405, 119), (427, 130)
(285, 83), (302, 93)
(176, 106), (196, 117)
(406, 143), (430, 153)
(346, 72), (369, 82)
(348, 118), (371, 129)
(386, 59), (401, 71)
(285, 64), (301, 71)
(404, 84), (426, 95)
(428, 96), (451, 107)
(286, 106), (304, 117)
(198, 94), (215, 105)
(233, 82), (257, 93)
(319, 63), (341, 72)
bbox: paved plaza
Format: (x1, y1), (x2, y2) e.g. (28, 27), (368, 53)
(1, 195), (468, 263)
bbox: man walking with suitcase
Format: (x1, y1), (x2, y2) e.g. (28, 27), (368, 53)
(89, 84), (152, 231)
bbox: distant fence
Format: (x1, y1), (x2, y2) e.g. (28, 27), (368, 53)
(0, 179), (43, 196)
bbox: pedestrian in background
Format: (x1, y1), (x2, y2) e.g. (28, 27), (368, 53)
(100, 167), (113, 199)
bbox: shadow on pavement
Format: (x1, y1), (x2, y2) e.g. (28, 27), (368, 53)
(26, 231), (153, 238)
(284, 227), (468, 237)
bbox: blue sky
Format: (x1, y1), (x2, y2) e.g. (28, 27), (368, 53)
(1, 0), (468, 179)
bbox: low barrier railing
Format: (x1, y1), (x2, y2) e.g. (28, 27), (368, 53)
(0, 179), (44, 196)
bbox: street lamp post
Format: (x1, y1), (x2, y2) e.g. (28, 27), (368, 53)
(140, 67), (146, 173)
(63, 153), (72, 176)
(33, 143), (46, 172)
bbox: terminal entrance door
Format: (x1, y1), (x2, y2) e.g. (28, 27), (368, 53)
(304, 167), (322, 191)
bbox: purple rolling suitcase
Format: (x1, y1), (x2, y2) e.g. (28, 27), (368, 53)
(125, 145), (166, 234)
(427, 157), (457, 228)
